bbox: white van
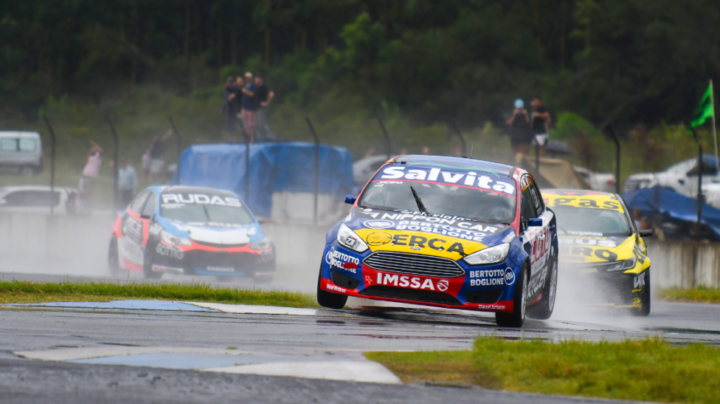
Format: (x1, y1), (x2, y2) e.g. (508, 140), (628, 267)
(0, 131), (43, 176)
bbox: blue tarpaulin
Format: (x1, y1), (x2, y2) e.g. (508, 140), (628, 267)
(622, 186), (720, 237)
(174, 142), (354, 217)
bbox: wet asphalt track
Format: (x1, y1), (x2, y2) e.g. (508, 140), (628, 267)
(2, 272), (720, 403)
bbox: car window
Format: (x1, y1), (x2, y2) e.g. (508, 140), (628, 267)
(553, 206), (631, 236)
(129, 191), (150, 213)
(18, 138), (36, 152)
(2, 190), (60, 207)
(520, 188), (536, 223)
(160, 191), (254, 225)
(359, 164), (517, 224)
(529, 183), (545, 217)
(1, 139), (17, 152)
(141, 192), (157, 217)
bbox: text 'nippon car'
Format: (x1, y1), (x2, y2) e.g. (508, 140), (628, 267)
(544, 189), (652, 315)
(317, 155), (558, 327)
(108, 186), (275, 282)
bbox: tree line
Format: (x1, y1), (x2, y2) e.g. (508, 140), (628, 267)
(2, 0), (720, 130)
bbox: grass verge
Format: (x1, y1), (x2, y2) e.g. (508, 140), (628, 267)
(660, 286), (720, 304)
(367, 337), (720, 403)
(0, 280), (319, 308)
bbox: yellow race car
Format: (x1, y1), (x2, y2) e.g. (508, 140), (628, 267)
(543, 189), (651, 315)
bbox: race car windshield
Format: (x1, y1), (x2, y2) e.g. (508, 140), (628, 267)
(359, 181), (516, 224)
(160, 193), (254, 225)
(553, 206), (631, 236)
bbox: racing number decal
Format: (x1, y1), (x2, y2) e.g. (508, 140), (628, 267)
(528, 226), (551, 269)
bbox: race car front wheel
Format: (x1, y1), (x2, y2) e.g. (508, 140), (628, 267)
(316, 266), (348, 309)
(495, 265), (528, 328)
(633, 268), (651, 316)
(143, 246), (163, 280)
(527, 259), (558, 320)
(108, 236), (123, 276)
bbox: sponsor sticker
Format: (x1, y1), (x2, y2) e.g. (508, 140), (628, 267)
(325, 248), (361, 274)
(156, 243), (184, 260)
(366, 232), (392, 246)
(559, 237), (618, 248)
(161, 193), (242, 207)
(377, 166), (516, 196)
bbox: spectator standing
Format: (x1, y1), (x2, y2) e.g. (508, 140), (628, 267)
(81, 140), (103, 209)
(141, 149), (151, 181)
(531, 98), (551, 157)
(148, 130), (173, 182)
(222, 76), (237, 140)
(254, 75), (275, 141)
(506, 99), (532, 155)
(117, 157), (138, 208)
(241, 72), (258, 143)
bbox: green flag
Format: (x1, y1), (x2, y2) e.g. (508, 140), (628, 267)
(691, 82), (714, 128)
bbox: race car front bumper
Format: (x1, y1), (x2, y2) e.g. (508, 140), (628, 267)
(320, 243), (519, 313)
(559, 263), (647, 307)
(151, 241), (275, 277)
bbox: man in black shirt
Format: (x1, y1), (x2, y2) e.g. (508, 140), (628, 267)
(531, 98), (551, 157)
(254, 75), (275, 141)
(506, 99), (532, 155)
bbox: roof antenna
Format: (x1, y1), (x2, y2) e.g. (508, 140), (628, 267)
(469, 143), (474, 159)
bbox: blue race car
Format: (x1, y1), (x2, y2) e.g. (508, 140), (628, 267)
(317, 155), (558, 327)
(108, 185), (275, 282)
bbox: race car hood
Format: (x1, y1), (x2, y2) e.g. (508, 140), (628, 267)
(347, 207), (515, 260)
(157, 217), (265, 245)
(558, 233), (635, 264)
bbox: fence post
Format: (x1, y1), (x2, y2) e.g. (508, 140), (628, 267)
(305, 117), (320, 225)
(42, 115), (57, 216)
(377, 118), (392, 159)
(606, 125), (621, 194)
(107, 116), (120, 212)
(168, 116), (181, 184)
(452, 119), (467, 156)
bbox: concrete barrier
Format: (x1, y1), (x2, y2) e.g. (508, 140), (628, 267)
(646, 241), (720, 289)
(4, 212), (719, 291)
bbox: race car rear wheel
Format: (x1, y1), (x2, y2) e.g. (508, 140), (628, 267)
(495, 265), (528, 328)
(633, 268), (651, 316)
(527, 259), (558, 320)
(316, 266), (347, 309)
(108, 236), (123, 276)
(143, 247), (163, 280)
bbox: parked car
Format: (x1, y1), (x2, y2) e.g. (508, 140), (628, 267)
(318, 155), (559, 328)
(0, 131), (43, 176)
(353, 155), (390, 186)
(573, 166), (617, 193)
(623, 155), (720, 196)
(0, 186), (77, 215)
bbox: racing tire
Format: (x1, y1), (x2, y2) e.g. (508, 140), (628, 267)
(142, 246), (163, 280)
(108, 236), (124, 276)
(527, 259), (558, 320)
(495, 265), (528, 328)
(316, 267), (347, 309)
(633, 268), (651, 316)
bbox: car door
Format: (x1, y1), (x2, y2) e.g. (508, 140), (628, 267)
(119, 191), (151, 267)
(519, 177), (552, 300)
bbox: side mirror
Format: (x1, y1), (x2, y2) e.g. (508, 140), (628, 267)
(527, 218), (542, 227)
(639, 228), (654, 237)
(257, 218), (266, 224)
(345, 195), (357, 205)
(678, 179), (685, 185)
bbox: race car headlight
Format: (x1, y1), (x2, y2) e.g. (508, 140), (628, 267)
(606, 256), (637, 272)
(250, 238), (273, 251)
(337, 224), (368, 253)
(160, 230), (192, 246)
(463, 243), (510, 265)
